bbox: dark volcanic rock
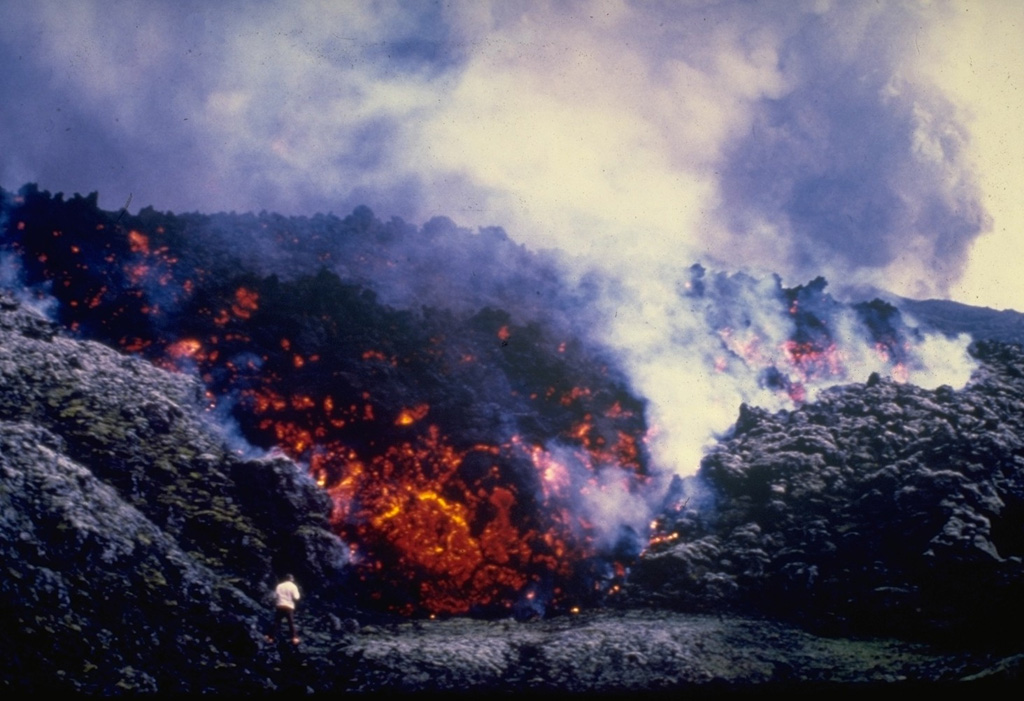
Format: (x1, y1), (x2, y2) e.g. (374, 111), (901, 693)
(325, 609), (1019, 692)
(628, 340), (1024, 641)
(2, 284), (1024, 693)
(0, 293), (347, 693)
(0, 421), (264, 693)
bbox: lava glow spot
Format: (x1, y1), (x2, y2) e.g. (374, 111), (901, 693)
(232, 287), (259, 319)
(128, 230), (150, 254)
(892, 363), (910, 383)
(167, 338), (202, 359)
(396, 404), (430, 426)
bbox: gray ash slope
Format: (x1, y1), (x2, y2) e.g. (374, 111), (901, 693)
(898, 296), (1024, 348)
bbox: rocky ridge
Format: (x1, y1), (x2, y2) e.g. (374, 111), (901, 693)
(0, 293), (347, 693)
(628, 341), (1024, 642)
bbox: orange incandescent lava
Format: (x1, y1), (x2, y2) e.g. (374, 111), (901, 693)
(5, 201), (932, 618)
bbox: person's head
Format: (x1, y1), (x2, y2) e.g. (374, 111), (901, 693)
(285, 574), (294, 582)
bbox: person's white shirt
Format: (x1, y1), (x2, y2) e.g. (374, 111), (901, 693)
(275, 580), (300, 609)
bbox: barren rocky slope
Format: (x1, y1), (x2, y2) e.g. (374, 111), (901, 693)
(0, 294), (349, 693)
(3, 292), (1024, 693)
(627, 342), (1024, 644)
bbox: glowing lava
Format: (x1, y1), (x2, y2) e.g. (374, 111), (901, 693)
(2, 187), (957, 618)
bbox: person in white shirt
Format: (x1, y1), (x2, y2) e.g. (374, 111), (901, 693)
(266, 574), (301, 644)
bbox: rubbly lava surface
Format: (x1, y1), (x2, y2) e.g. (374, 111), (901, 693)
(0, 184), (979, 620)
(1, 184), (653, 618)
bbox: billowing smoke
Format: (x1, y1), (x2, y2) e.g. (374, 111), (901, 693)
(585, 263), (975, 477)
(0, 206), (56, 320)
(0, 0), (1009, 617)
(0, 2), (1001, 303)
(714, 4), (991, 299)
(0, 3), (997, 477)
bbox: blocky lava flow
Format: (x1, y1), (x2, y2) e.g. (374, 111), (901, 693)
(1, 186), (652, 616)
(0, 185), (951, 616)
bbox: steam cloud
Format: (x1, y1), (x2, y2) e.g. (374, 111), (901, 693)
(586, 265), (976, 476)
(0, 3), (992, 291)
(0, 1), (994, 480)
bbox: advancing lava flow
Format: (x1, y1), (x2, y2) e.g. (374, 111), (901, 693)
(0, 186), (654, 617)
(0, 186), (972, 617)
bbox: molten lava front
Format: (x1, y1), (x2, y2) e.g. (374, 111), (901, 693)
(245, 378), (648, 615)
(1, 186), (941, 617)
(316, 429), (548, 615)
(1, 187), (656, 616)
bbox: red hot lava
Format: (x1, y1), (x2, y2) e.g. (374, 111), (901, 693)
(2, 188), (943, 616)
(1, 188), (653, 616)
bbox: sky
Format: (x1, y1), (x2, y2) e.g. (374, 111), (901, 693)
(1, 0), (1018, 477)
(0, 0), (1021, 311)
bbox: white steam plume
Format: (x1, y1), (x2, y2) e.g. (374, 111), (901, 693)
(589, 262), (975, 478)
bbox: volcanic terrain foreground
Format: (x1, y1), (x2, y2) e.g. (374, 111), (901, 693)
(0, 292), (347, 693)
(325, 609), (1022, 692)
(629, 341), (1024, 641)
(2, 289), (1024, 693)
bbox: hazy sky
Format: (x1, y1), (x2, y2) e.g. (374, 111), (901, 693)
(1, 0), (1021, 311)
